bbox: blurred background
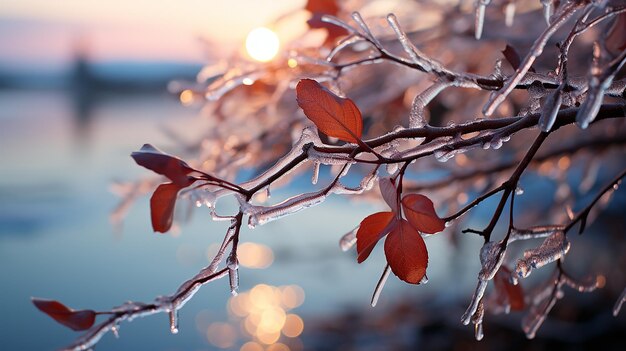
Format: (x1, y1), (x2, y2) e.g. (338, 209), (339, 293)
(1, 0), (625, 350)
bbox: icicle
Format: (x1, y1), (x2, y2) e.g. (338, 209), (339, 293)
(541, 0), (553, 25)
(462, 280), (488, 325)
(311, 162), (320, 185)
(339, 227), (358, 251)
(472, 301), (485, 341)
(538, 87), (563, 132)
(474, 0), (491, 40)
(169, 309), (179, 334)
(613, 286), (626, 316)
(265, 185), (271, 199)
(504, 2), (516, 27)
(479, 240), (506, 281)
(371, 265), (391, 307)
(514, 231), (570, 279)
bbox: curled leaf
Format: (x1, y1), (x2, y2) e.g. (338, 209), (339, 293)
(296, 79), (363, 143)
(356, 211), (396, 263)
(384, 220), (428, 284)
(32, 298), (96, 331)
(502, 44), (522, 70)
(401, 194), (445, 234)
(151, 183), (185, 233)
(131, 144), (196, 186)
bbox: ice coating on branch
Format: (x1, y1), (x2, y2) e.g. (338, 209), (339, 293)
(614, 286), (626, 316)
(321, 14), (360, 37)
(562, 274), (602, 293)
(409, 81), (451, 128)
(327, 35), (367, 61)
(514, 231), (569, 279)
(474, 0), (491, 40)
(247, 189), (327, 228)
(472, 301), (485, 341)
(523, 289), (560, 339)
(479, 240), (506, 281)
(205, 72), (262, 101)
(339, 227), (358, 251)
(312, 162), (320, 185)
(351, 12), (383, 48)
(509, 225), (561, 242)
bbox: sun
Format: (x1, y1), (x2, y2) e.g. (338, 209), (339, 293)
(245, 27), (280, 62)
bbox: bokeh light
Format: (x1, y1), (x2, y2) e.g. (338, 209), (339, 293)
(245, 27), (280, 62)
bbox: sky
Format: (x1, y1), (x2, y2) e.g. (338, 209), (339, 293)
(0, 0), (305, 72)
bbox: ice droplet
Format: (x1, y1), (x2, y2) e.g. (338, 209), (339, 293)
(339, 228), (358, 252)
(515, 186), (524, 195)
(445, 220), (453, 228)
(111, 324), (120, 338)
(482, 141), (491, 150)
(386, 163), (399, 175)
(420, 274), (429, 285)
(613, 286), (626, 316)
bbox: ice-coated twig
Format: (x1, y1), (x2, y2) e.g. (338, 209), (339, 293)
(409, 81), (452, 128)
(371, 265), (391, 307)
(483, 1), (583, 116)
(514, 231), (570, 281)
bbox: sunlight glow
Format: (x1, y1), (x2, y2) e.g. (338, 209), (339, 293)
(245, 27), (280, 62)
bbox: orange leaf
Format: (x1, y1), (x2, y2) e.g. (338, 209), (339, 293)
(305, 0), (339, 15)
(356, 211), (396, 263)
(494, 266), (525, 311)
(384, 220), (428, 284)
(401, 194), (445, 234)
(296, 79), (363, 143)
(32, 298), (96, 331)
(151, 182), (184, 233)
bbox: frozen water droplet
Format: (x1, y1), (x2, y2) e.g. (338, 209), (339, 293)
(445, 220), (453, 228)
(339, 229), (357, 251)
(420, 274), (429, 285)
(515, 186), (524, 195)
(265, 185), (271, 199)
(482, 142), (491, 150)
(111, 324), (120, 338)
(195, 200), (202, 208)
(491, 138), (503, 149)
(386, 163), (399, 175)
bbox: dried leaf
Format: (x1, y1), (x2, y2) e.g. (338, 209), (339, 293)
(384, 219), (428, 284)
(296, 79), (363, 143)
(305, 0), (339, 15)
(401, 194), (445, 234)
(151, 182), (185, 233)
(32, 298), (96, 331)
(356, 211), (396, 263)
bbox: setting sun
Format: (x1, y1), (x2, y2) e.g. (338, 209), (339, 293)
(245, 27), (279, 62)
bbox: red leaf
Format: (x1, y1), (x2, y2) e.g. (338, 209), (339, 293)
(384, 220), (428, 284)
(379, 177), (398, 213)
(131, 144), (196, 186)
(494, 266), (525, 311)
(151, 182), (184, 233)
(296, 79), (363, 143)
(32, 298), (96, 331)
(401, 194), (445, 234)
(305, 0), (339, 15)
(356, 211), (396, 263)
